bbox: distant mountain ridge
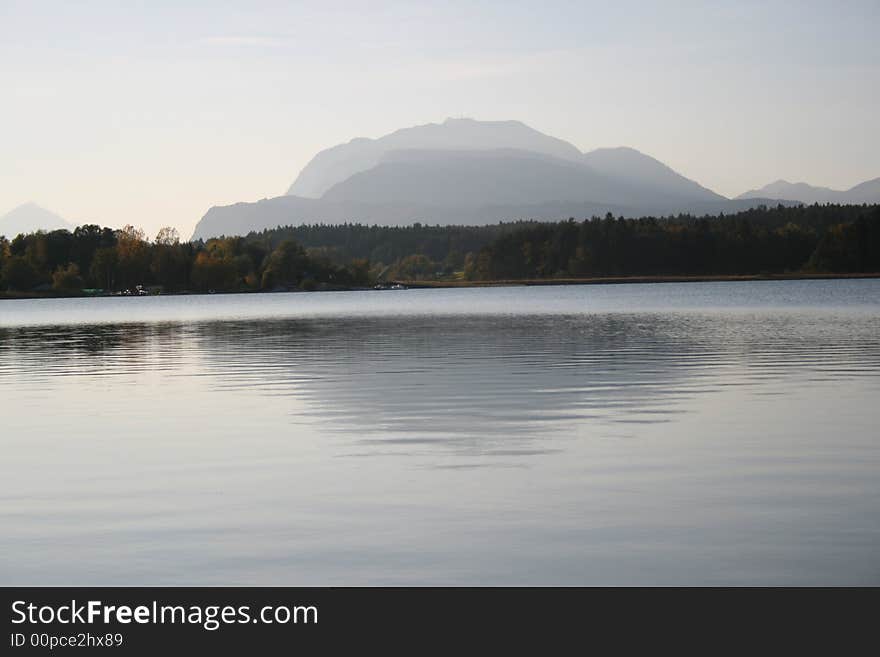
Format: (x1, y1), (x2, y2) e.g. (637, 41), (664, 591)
(194, 194), (794, 241)
(0, 202), (75, 238)
(320, 147), (723, 208)
(287, 118), (584, 198)
(191, 118), (872, 241)
(287, 118), (724, 205)
(737, 178), (880, 204)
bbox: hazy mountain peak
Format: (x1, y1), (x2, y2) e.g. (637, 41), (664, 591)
(286, 117), (583, 198)
(737, 180), (837, 203)
(845, 177), (880, 203)
(0, 202), (75, 238)
(736, 176), (880, 204)
(443, 116), (479, 124)
(443, 116), (525, 128)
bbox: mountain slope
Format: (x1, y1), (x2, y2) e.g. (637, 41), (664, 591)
(846, 177), (880, 203)
(190, 194), (792, 241)
(737, 178), (880, 204)
(322, 149), (629, 206)
(736, 180), (838, 204)
(0, 202), (75, 237)
(582, 147), (723, 201)
(287, 117), (584, 198)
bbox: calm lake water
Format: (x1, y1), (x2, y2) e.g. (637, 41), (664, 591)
(1, 280), (879, 585)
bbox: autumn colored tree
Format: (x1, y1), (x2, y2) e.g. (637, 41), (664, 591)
(155, 227), (180, 246)
(390, 254), (438, 280)
(52, 263), (84, 292)
(2, 204), (879, 296)
(114, 225), (151, 289)
(190, 251), (237, 292)
(151, 227), (190, 291)
(261, 240), (309, 289)
(346, 258), (371, 287)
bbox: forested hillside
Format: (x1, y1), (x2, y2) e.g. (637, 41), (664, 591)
(2, 204), (878, 296)
(465, 204), (880, 280)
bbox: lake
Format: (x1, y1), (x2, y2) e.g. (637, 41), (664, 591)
(1, 280), (879, 585)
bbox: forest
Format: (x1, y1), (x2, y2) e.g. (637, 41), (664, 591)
(1, 204), (878, 296)
(466, 204), (880, 281)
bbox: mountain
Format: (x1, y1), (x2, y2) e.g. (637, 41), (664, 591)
(737, 178), (880, 204)
(322, 149), (623, 206)
(736, 180), (838, 204)
(581, 147), (722, 201)
(193, 193), (790, 241)
(191, 118), (773, 240)
(287, 118), (583, 198)
(0, 202), (75, 238)
(321, 148), (722, 207)
(846, 177), (880, 203)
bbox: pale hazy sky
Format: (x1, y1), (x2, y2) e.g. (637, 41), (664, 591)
(2, 0), (878, 238)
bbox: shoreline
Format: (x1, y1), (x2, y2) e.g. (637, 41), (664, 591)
(395, 272), (880, 289)
(2, 271), (879, 300)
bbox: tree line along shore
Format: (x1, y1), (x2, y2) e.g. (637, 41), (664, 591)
(1, 203), (878, 298)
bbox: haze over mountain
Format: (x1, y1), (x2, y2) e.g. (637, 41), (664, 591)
(287, 118), (584, 198)
(321, 147), (726, 208)
(737, 178), (880, 204)
(580, 147), (722, 201)
(192, 118), (788, 240)
(0, 202), (75, 238)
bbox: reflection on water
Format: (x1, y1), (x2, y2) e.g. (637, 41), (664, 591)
(1, 281), (879, 584)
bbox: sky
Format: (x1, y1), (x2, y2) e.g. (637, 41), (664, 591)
(1, 0), (878, 238)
